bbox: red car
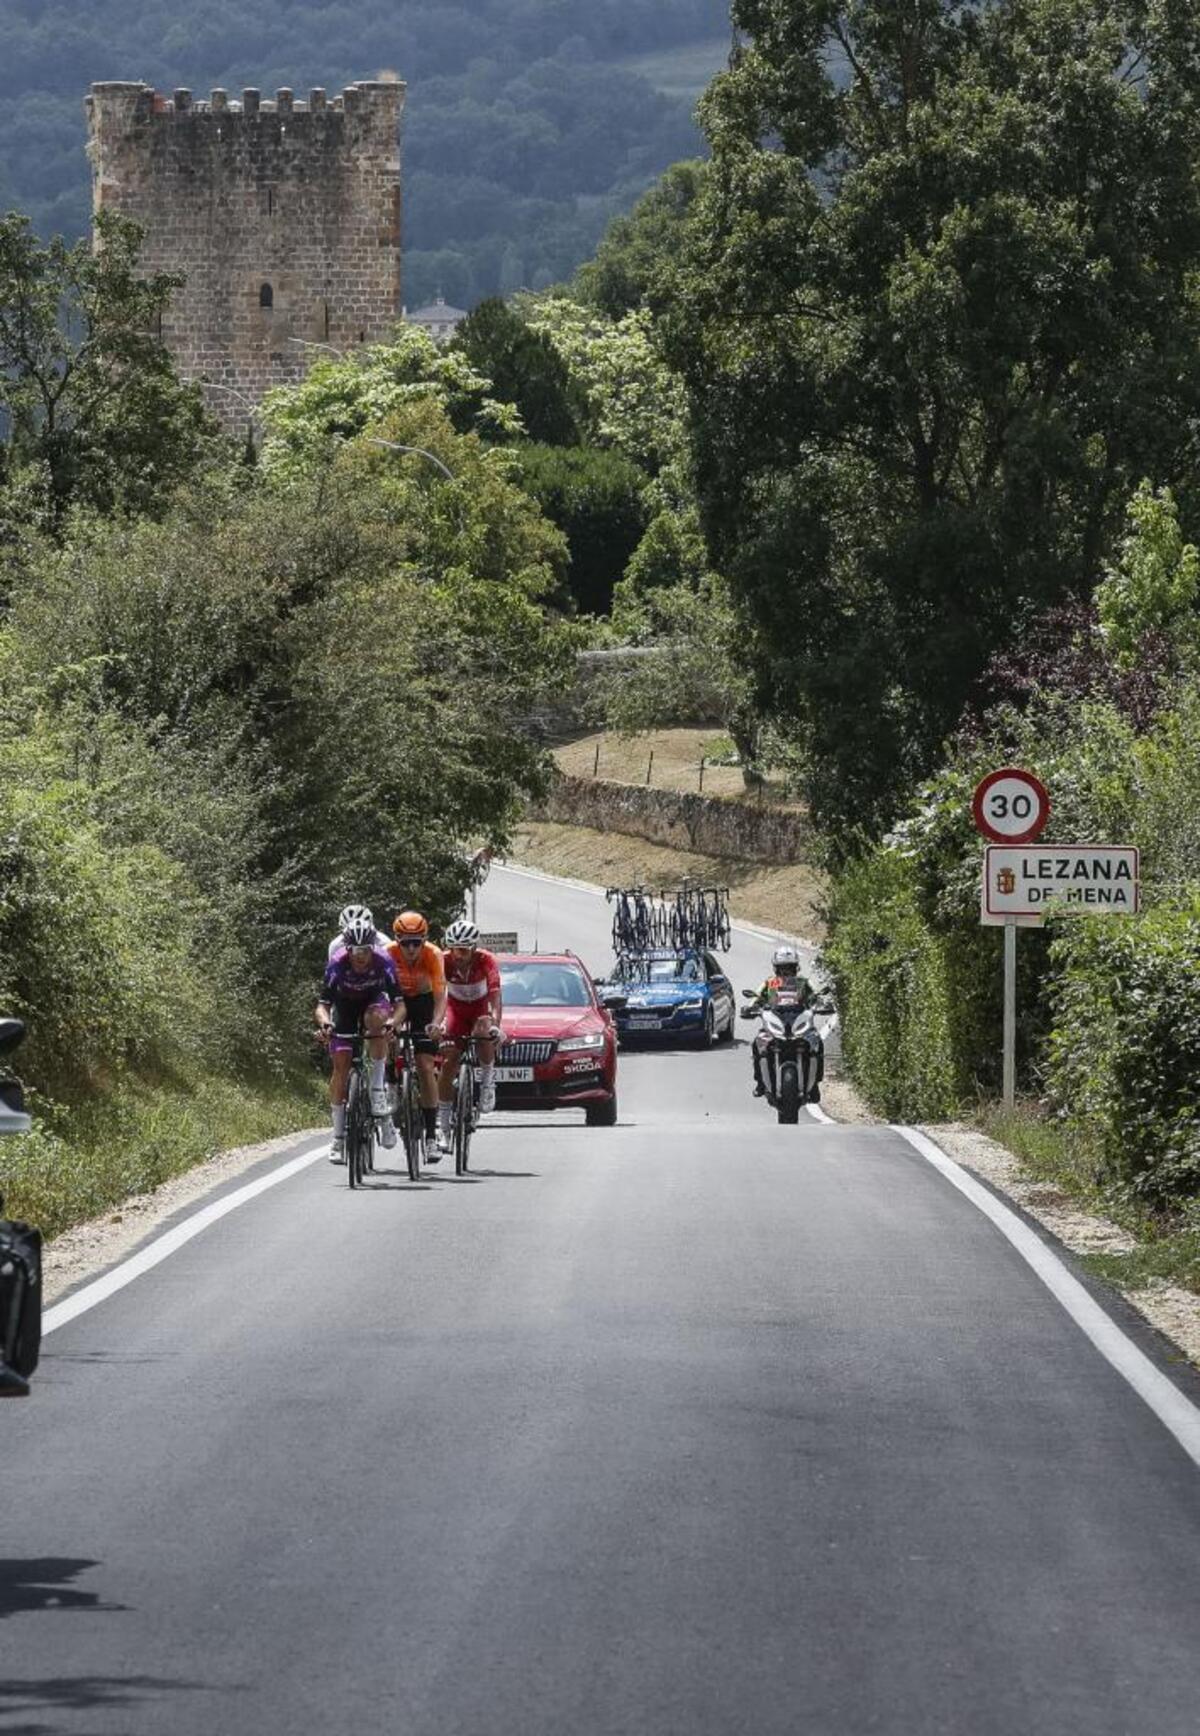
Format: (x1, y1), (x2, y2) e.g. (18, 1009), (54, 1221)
(492, 952), (619, 1125)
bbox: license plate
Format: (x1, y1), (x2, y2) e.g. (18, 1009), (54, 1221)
(495, 1066), (533, 1082)
(628, 1015), (660, 1029)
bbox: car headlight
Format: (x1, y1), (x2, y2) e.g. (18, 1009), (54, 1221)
(677, 998), (704, 1011)
(558, 1032), (606, 1052)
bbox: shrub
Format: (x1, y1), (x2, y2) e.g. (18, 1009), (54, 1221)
(1047, 905), (1200, 1211)
(823, 852), (987, 1121)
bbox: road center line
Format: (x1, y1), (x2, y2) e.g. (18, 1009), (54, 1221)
(895, 1126), (1200, 1470)
(42, 1138), (326, 1337)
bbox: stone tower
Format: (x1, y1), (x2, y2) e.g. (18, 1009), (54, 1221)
(85, 79), (404, 423)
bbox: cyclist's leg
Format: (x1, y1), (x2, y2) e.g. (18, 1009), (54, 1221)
(436, 1007), (470, 1156)
(407, 993), (439, 1142)
(363, 1000), (396, 1145)
(327, 1009), (356, 1157)
(474, 1014), (499, 1112)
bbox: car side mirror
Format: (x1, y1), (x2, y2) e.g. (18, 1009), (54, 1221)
(600, 991), (627, 1013)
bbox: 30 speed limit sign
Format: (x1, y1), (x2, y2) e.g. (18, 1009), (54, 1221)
(972, 767), (1050, 845)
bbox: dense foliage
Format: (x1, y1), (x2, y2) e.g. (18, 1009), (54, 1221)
(0, 0), (727, 307)
(0, 211), (217, 528)
(825, 484), (1200, 1210)
(0, 315), (574, 1229)
(663, 0), (1200, 843)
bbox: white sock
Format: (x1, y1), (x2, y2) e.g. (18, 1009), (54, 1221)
(481, 1065), (495, 1089)
(332, 1105), (346, 1137)
(370, 1059), (386, 1090)
(438, 1102), (452, 1128)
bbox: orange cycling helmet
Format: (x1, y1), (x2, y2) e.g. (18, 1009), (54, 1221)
(393, 910), (429, 939)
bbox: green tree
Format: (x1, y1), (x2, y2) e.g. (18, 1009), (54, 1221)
(452, 297), (585, 445)
(1096, 481), (1200, 669)
(0, 210), (215, 524)
(574, 159), (708, 318)
(666, 0), (1200, 845)
(514, 442), (647, 615)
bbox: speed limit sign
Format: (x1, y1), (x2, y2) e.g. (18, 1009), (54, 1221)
(972, 767), (1050, 845)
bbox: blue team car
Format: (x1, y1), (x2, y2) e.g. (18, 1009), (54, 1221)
(599, 949), (737, 1047)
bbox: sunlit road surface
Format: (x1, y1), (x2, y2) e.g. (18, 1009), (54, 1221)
(3, 866), (1199, 1736)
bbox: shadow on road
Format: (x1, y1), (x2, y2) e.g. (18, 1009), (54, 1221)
(0, 1558), (124, 1621)
(0, 1671), (219, 1732)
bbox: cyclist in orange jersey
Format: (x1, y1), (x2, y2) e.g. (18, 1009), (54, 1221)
(386, 911), (447, 1146)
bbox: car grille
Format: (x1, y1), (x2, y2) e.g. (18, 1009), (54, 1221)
(499, 1039), (556, 1066)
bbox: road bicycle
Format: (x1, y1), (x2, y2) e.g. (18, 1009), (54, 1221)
(392, 1021), (425, 1184)
(343, 1029), (379, 1189)
(449, 1033), (487, 1176)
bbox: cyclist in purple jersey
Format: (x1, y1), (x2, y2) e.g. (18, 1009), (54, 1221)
(316, 916), (400, 1163)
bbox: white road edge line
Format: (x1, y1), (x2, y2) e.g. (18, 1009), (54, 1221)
(894, 1125), (1200, 1470)
(42, 1138), (326, 1337)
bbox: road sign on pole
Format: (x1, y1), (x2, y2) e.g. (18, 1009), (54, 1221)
(972, 767), (1051, 845)
(982, 846), (1140, 922)
(972, 768), (1051, 1109)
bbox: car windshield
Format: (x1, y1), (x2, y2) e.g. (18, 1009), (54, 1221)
(619, 955), (702, 984)
(500, 962), (591, 1007)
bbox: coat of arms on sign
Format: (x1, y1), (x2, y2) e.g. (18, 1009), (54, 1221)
(996, 868), (1016, 895)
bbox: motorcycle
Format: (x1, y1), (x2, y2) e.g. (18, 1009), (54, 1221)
(740, 988), (829, 1124)
(0, 1018), (41, 1397)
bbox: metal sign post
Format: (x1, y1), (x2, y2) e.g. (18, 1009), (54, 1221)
(1003, 920), (1017, 1109)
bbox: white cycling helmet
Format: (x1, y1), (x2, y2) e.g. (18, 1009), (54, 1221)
(342, 914), (377, 949)
(444, 917), (480, 948)
(772, 944), (800, 973)
(338, 903), (374, 932)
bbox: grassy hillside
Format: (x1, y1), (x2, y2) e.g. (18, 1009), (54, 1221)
(0, 0), (728, 306)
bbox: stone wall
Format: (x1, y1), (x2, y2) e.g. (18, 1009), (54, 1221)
(85, 79), (404, 426)
(534, 771), (811, 866)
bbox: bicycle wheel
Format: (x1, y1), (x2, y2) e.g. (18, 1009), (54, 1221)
(404, 1069), (423, 1182)
(454, 1061), (474, 1175)
(346, 1073), (364, 1188)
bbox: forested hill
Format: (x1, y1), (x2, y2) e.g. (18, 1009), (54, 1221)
(0, 0), (729, 307)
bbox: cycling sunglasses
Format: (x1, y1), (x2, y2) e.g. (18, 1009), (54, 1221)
(395, 936), (426, 948)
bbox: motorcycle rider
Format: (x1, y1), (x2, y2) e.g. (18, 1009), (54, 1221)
(746, 945), (823, 1102)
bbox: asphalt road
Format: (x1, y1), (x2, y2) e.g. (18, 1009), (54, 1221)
(4, 866), (1200, 1735)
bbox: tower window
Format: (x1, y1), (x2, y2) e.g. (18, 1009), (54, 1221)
(259, 283), (274, 309)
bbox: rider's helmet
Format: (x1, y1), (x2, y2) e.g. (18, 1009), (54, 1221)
(393, 910), (429, 941)
(342, 914), (377, 950)
(339, 903), (374, 933)
(444, 917), (480, 949)
(772, 944), (800, 978)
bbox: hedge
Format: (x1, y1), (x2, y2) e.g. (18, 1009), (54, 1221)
(1047, 904), (1200, 1210)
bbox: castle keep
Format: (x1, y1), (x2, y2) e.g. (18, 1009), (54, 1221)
(85, 79), (404, 423)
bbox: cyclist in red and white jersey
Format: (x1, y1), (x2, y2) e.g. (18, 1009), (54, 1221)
(434, 917), (503, 1157)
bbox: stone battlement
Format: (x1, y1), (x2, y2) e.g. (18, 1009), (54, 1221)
(87, 80), (403, 128)
(86, 75), (404, 428)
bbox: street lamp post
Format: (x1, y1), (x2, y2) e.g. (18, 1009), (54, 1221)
(286, 337), (345, 361)
(366, 437), (457, 483)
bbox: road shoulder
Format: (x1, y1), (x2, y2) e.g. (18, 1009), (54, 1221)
(921, 1120), (1200, 1368)
(41, 1127), (323, 1304)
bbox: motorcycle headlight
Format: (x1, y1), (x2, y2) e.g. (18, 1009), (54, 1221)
(558, 1032), (606, 1053)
